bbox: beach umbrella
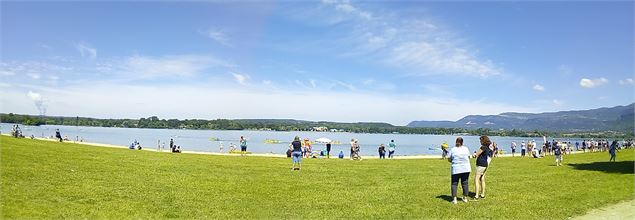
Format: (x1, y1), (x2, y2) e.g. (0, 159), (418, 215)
(315, 137), (332, 143)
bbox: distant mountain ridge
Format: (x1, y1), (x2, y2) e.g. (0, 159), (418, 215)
(408, 103), (635, 133)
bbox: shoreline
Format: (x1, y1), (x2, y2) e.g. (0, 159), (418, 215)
(1, 133), (588, 159)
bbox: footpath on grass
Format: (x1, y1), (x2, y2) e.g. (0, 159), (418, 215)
(0, 133), (587, 160)
(572, 199), (635, 220)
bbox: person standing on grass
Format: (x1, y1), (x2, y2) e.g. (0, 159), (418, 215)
(474, 136), (493, 200)
(170, 138), (174, 151)
(55, 129), (63, 142)
(240, 136), (247, 156)
(521, 141), (526, 157)
(291, 136), (303, 170)
(326, 142), (332, 158)
(378, 144), (386, 159)
(554, 142), (563, 166)
(609, 140), (618, 162)
(441, 142), (449, 159)
(448, 137), (471, 204)
(350, 139), (355, 160)
(388, 140), (396, 159)
(511, 141), (517, 157)
(303, 138), (312, 158)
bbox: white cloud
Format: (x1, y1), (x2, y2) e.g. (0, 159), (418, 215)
(309, 79), (317, 88)
(0, 82), (531, 125)
(323, 0), (371, 20)
(0, 70), (15, 76)
(362, 79), (375, 85)
(203, 29), (230, 46)
(619, 78), (634, 86)
(262, 80), (272, 85)
(26, 91), (47, 115)
(122, 55), (230, 78)
(532, 84), (545, 92)
(320, 1), (500, 78)
(27, 73), (41, 80)
(552, 99), (562, 106)
(389, 42), (500, 77)
(580, 78), (608, 88)
(231, 72), (250, 85)
(39, 43), (52, 50)
(334, 80), (356, 91)
(75, 42), (97, 59)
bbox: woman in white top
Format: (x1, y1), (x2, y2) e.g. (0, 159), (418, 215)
(448, 137), (471, 204)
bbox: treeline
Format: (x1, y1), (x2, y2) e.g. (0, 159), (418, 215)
(1, 113), (632, 138)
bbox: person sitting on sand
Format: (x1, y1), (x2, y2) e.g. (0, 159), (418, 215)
(173, 145), (182, 153)
(338, 150), (344, 159)
(136, 142), (142, 150)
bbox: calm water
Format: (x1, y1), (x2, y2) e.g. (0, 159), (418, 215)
(1, 123), (587, 156)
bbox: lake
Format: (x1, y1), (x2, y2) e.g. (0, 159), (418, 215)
(1, 123), (587, 156)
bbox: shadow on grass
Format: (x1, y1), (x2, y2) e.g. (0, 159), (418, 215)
(568, 161), (635, 174)
(436, 192), (477, 202)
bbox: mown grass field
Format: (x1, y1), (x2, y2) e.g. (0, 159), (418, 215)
(1, 135), (633, 219)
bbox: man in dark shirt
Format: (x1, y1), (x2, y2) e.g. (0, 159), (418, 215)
(291, 136), (303, 170)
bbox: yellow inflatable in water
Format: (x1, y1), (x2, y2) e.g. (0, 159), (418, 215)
(264, 139), (280, 144)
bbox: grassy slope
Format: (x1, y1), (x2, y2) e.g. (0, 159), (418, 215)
(1, 136), (633, 219)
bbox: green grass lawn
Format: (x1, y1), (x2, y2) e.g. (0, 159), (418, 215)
(1, 136), (633, 219)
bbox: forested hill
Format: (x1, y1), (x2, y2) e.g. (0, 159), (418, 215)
(408, 103), (634, 133)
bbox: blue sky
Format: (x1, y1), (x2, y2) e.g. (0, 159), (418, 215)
(1, 1), (633, 125)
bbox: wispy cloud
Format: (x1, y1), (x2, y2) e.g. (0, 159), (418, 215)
(579, 77), (608, 88)
(202, 28), (230, 46)
(231, 72), (250, 85)
(323, 0), (371, 20)
(0, 70), (16, 76)
(532, 84), (545, 92)
(320, 1), (500, 78)
(552, 99), (562, 106)
(619, 78), (634, 86)
(75, 42), (97, 59)
(123, 55), (223, 78)
(334, 80), (356, 91)
(39, 43), (52, 50)
(27, 73), (41, 80)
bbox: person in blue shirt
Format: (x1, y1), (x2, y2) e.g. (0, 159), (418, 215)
(388, 140), (396, 158)
(338, 150), (344, 159)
